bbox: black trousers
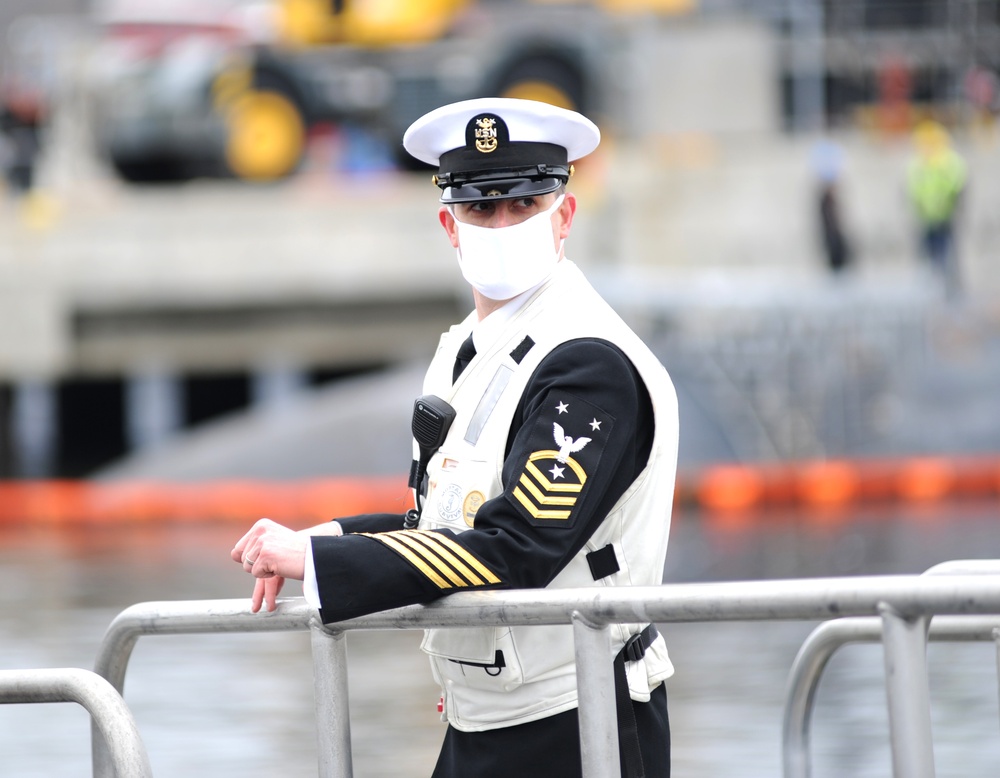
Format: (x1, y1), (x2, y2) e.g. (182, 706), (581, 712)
(431, 683), (669, 778)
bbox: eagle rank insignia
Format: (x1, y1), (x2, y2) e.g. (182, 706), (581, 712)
(510, 393), (612, 527)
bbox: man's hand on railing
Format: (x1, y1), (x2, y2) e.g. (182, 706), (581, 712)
(231, 518), (307, 613)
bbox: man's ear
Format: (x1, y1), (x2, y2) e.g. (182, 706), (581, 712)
(557, 192), (577, 239)
(439, 206), (459, 248)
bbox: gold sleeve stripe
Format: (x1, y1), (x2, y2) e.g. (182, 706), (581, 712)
(366, 534), (454, 589)
(390, 532), (471, 587)
(518, 472), (578, 506)
(399, 531), (495, 586)
(405, 530), (502, 585)
(513, 486), (572, 520)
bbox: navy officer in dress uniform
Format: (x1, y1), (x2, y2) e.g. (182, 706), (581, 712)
(232, 97), (679, 778)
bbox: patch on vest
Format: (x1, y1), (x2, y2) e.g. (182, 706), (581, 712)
(509, 391), (614, 527)
(462, 490), (485, 527)
(437, 483), (464, 525)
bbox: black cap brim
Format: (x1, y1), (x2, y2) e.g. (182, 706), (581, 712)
(441, 175), (566, 204)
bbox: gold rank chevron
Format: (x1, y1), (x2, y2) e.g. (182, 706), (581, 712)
(513, 450), (588, 520)
(363, 530), (501, 590)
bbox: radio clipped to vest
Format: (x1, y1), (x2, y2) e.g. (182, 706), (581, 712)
(404, 394), (457, 529)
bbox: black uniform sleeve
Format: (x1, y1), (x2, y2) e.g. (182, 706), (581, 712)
(312, 338), (654, 623)
(336, 513), (406, 534)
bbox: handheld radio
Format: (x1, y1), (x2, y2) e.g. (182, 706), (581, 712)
(404, 394), (456, 528)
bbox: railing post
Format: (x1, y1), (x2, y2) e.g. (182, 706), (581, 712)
(782, 617), (882, 778)
(878, 603), (935, 778)
(310, 620), (353, 778)
(92, 622), (141, 778)
(0, 668), (152, 778)
(993, 627), (1000, 735)
(572, 611), (621, 778)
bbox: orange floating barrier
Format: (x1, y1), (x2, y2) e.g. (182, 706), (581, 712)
(948, 456), (1000, 498)
(696, 465), (765, 511)
(895, 457), (956, 502)
(1, 455), (998, 525)
(795, 460), (861, 505)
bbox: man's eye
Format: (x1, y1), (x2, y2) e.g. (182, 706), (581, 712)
(514, 197), (536, 209)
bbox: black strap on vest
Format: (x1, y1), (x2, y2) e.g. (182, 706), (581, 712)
(586, 544), (620, 580)
(614, 624), (658, 778)
(509, 335), (535, 364)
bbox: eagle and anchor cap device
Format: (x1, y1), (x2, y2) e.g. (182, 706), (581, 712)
(403, 97), (601, 204)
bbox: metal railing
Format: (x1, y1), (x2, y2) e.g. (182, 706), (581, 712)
(87, 570), (1000, 778)
(783, 559), (1000, 778)
(782, 614), (1000, 778)
(0, 667), (152, 777)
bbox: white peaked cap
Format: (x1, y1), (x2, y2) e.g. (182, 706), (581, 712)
(403, 97), (601, 166)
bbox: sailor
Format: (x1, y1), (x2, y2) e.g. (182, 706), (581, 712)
(233, 97), (679, 777)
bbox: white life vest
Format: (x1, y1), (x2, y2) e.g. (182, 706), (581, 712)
(417, 260), (678, 731)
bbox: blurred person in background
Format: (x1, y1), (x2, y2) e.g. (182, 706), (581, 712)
(232, 97), (679, 777)
(811, 139), (852, 274)
(0, 79), (59, 231)
(0, 84), (43, 197)
(907, 120), (967, 295)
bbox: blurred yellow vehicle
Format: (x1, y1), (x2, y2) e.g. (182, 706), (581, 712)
(87, 0), (692, 182)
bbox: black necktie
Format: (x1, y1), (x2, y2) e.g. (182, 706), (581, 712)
(453, 334), (477, 382)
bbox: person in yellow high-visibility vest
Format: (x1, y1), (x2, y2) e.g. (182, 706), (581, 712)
(907, 121), (967, 291)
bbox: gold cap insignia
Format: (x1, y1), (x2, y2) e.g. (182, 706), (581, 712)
(474, 116), (498, 153)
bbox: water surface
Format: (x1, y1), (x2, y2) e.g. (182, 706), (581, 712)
(2, 503), (999, 776)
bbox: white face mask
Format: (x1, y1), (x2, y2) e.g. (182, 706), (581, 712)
(452, 195), (565, 301)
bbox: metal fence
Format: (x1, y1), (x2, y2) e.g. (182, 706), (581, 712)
(0, 667), (152, 777)
(783, 613), (1000, 778)
(783, 559), (1000, 778)
(3, 566), (1000, 777)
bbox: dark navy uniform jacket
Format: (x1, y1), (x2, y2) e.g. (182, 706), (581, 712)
(312, 338), (654, 624)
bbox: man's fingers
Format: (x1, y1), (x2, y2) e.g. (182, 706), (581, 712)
(251, 578), (266, 613)
(264, 577), (285, 612)
(232, 519), (276, 563)
(249, 576), (285, 614)
(232, 525), (258, 563)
